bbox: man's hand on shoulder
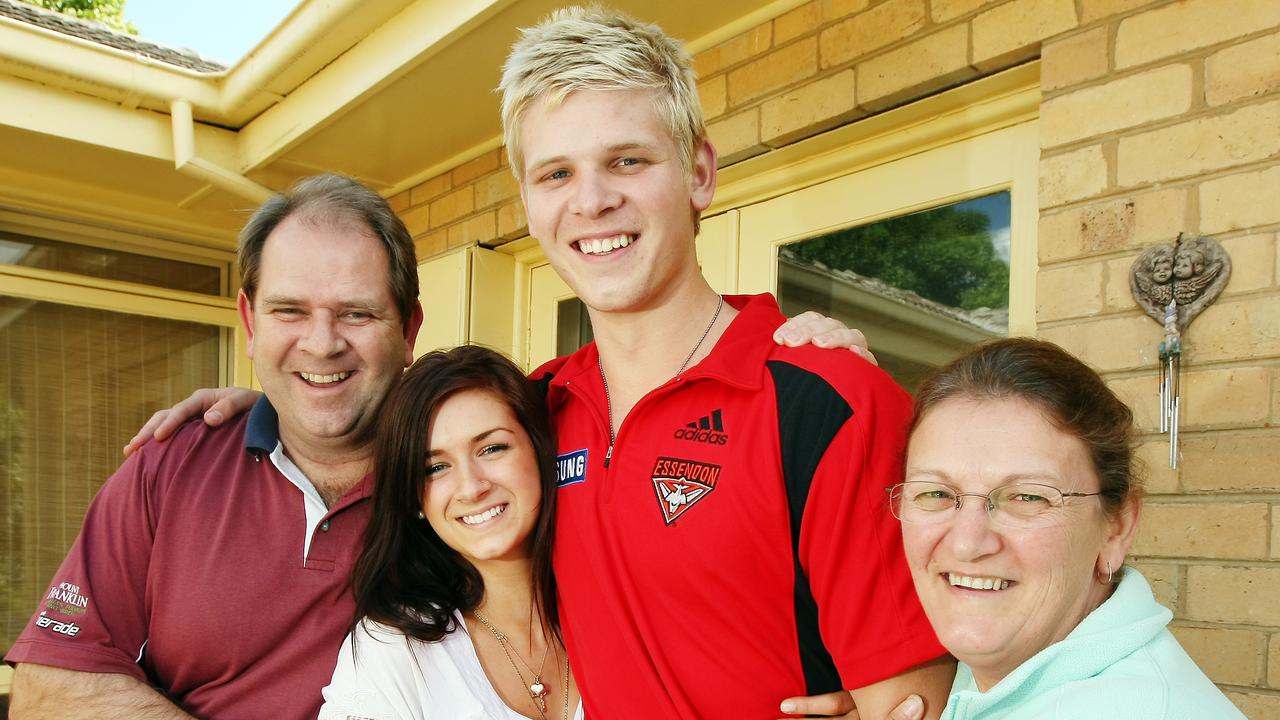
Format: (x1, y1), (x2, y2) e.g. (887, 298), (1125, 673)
(123, 387), (263, 457)
(773, 311), (877, 366)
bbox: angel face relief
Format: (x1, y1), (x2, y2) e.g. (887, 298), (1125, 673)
(1129, 233), (1231, 330)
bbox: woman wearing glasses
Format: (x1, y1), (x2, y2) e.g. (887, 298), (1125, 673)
(887, 338), (1241, 719)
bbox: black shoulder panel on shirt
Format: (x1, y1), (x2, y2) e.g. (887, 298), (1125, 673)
(767, 359), (854, 696)
(532, 371), (554, 401)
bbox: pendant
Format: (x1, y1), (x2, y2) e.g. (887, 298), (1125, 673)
(530, 680), (547, 711)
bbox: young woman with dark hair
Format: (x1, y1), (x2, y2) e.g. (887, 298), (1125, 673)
(319, 345), (581, 720)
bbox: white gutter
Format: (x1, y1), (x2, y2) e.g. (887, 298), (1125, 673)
(0, 13), (222, 113)
(0, 0), (366, 122)
(219, 0), (369, 115)
(170, 100), (273, 203)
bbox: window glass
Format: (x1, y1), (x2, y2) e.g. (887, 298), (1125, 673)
(0, 231), (222, 296)
(1, 306), (224, 658)
(778, 192), (1010, 391)
(556, 297), (594, 358)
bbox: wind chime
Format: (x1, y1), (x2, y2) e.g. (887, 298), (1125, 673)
(1129, 233), (1231, 468)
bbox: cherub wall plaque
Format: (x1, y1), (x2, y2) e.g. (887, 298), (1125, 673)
(1130, 233), (1232, 468)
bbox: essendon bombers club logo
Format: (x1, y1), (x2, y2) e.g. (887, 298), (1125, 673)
(650, 456), (721, 525)
(673, 408), (729, 445)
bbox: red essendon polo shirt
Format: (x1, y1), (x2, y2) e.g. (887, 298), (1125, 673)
(5, 398), (370, 719)
(536, 294), (944, 719)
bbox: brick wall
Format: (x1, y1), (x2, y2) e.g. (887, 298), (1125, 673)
(1035, 1), (1280, 714)
(388, 148), (526, 260)
(394, 1), (1280, 710)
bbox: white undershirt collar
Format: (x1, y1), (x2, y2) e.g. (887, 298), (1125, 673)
(266, 440), (329, 563)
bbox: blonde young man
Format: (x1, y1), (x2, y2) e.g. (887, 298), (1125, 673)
(503, 8), (953, 719)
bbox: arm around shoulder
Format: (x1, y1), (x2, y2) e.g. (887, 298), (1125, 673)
(10, 663), (193, 719)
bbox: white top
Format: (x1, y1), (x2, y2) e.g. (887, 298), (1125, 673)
(318, 611), (585, 720)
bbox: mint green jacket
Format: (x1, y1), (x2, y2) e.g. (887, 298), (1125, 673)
(941, 568), (1244, 719)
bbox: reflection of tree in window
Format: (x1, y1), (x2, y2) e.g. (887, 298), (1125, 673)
(777, 194), (1010, 392)
(786, 204), (1009, 312)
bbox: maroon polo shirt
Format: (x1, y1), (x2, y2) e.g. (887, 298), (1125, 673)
(5, 397), (371, 719)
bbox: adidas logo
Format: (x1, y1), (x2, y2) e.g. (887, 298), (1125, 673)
(673, 409), (729, 445)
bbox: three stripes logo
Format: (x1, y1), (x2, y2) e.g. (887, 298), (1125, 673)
(672, 408), (729, 445)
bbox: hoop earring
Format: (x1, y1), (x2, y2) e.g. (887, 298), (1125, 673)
(1105, 561), (1113, 585)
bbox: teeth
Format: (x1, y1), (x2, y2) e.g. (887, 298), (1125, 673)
(300, 371), (351, 384)
(948, 573), (1010, 591)
(578, 234), (632, 255)
(461, 504), (506, 525)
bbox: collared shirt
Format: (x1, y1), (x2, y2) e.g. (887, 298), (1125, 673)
(5, 396), (373, 719)
(942, 568), (1245, 719)
(243, 398), (337, 562)
(535, 293), (945, 719)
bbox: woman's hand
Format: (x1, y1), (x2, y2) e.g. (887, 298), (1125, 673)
(773, 311), (877, 366)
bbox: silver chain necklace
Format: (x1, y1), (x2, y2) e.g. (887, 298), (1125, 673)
(472, 609), (570, 720)
(598, 294), (724, 467)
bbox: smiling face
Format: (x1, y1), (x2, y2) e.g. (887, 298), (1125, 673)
(902, 396), (1135, 690)
(239, 214), (420, 454)
(420, 388), (543, 567)
(518, 88), (717, 316)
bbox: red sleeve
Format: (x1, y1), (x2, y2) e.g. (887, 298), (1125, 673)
(799, 372), (946, 690)
(4, 445), (160, 680)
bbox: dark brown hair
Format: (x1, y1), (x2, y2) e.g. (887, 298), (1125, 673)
(238, 174), (419, 331)
(911, 338), (1139, 514)
(351, 345), (559, 641)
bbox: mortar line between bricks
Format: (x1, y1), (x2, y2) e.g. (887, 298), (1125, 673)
(1140, 493), (1280, 502)
(1132, 557), (1280, 569)
(1095, 358), (1280, 382)
(1170, 620), (1280, 633)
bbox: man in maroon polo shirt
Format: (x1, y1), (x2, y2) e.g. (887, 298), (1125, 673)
(5, 174), (423, 719)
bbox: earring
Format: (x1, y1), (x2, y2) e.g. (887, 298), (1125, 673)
(1105, 561), (1113, 585)
(417, 510), (425, 520)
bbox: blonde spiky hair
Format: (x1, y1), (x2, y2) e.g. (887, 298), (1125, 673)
(498, 6), (706, 181)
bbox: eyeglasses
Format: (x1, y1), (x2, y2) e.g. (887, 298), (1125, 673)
(887, 481), (1102, 529)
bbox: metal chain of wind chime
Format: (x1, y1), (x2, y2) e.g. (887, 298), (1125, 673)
(1157, 300), (1180, 467)
(1129, 233), (1231, 468)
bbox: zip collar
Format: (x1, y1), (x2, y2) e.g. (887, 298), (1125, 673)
(539, 293), (786, 412)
